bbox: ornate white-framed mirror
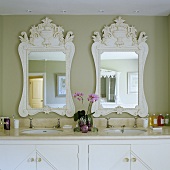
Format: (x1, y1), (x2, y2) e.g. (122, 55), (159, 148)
(18, 17), (75, 117)
(91, 16), (149, 117)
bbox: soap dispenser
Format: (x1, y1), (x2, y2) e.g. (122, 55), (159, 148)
(0, 118), (3, 131)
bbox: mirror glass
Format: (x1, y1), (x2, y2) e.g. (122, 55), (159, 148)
(28, 51), (66, 109)
(100, 51), (138, 108)
(18, 17), (75, 117)
(91, 16), (149, 117)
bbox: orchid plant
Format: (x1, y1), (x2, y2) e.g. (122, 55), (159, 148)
(73, 92), (99, 121)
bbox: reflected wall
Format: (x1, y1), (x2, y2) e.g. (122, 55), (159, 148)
(29, 60), (66, 108)
(101, 58), (138, 107)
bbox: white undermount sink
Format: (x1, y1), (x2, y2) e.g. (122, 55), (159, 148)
(21, 128), (63, 135)
(103, 128), (147, 135)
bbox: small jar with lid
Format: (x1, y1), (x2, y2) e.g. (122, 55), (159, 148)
(157, 114), (164, 126)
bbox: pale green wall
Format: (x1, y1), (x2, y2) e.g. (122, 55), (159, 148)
(0, 15), (169, 118)
(0, 16), (2, 116)
(169, 15), (170, 113)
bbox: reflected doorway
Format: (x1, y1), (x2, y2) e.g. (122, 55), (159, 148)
(29, 74), (46, 108)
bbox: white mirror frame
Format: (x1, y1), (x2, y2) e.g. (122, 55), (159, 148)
(18, 17), (75, 117)
(91, 16), (149, 117)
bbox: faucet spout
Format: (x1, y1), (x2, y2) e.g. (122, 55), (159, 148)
(53, 118), (61, 128)
(133, 116), (138, 128)
(106, 117), (114, 128)
(121, 125), (125, 133)
(29, 118), (34, 128)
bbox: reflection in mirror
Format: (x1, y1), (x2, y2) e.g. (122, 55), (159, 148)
(18, 17), (75, 117)
(91, 16), (149, 117)
(100, 52), (138, 108)
(28, 51), (66, 109)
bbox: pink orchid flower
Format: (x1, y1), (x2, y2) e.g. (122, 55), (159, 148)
(73, 92), (99, 114)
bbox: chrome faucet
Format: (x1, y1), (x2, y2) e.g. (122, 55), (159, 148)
(53, 118), (61, 128)
(121, 125), (126, 133)
(106, 117), (114, 128)
(133, 116), (138, 128)
(29, 118), (34, 128)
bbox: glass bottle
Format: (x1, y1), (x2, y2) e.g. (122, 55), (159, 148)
(85, 114), (93, 131)
(152, 114), (158, 127)
(148, 114), (153, 127)
(0, 119), (3, 131)
(157, 114), (164, 126)
(164, 114), (170, 126)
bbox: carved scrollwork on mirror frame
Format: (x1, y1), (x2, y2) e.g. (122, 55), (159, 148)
(18, 17), (75, 117)
(91, 16), (149, 117)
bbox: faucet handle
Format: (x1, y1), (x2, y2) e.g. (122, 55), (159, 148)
(57, 118), (60, 128)
(121, 125), (126, 128)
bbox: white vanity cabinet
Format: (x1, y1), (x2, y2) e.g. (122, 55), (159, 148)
(88, 143), (170, 170)
(89, 145), (131, 170)
(0, 145), (36, 170)
(0, 144), (79, 170)
(131, 144), (170, 170)
(1, 138), (170, 170)
(36, 145), (79, 170)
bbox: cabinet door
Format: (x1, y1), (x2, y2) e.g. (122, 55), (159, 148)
(89, 145), (130, 170)
(0, 145), (36, 170)
(36, 145), (79, 170)
(131, 144), (170, 170)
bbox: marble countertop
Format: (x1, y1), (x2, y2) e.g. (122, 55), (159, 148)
(0, 126), (170, 140)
